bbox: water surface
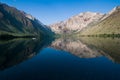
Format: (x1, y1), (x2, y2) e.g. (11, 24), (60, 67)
(0, 37), (120, 80)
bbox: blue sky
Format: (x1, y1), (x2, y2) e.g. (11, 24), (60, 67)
(0, 0), (120, 24)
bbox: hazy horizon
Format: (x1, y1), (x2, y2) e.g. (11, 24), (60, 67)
(0, 0), (120, 25)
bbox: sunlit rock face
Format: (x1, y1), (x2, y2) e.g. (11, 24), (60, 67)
(49, 12), (103, 34)
(51, 38), (101, 58)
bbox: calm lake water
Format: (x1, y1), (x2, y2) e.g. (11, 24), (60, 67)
(0, 37), (120, 80)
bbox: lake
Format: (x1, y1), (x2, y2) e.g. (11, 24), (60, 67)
(0, 37), (120, 80)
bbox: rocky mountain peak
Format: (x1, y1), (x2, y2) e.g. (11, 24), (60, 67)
(50, 12), (104, 34)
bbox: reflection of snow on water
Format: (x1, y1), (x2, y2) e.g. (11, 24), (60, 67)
(32, 38), (36, 40)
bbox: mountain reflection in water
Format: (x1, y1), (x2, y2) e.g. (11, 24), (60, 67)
(51, 38), (102, 58)
(0, 37), (120, 80)
(0, 38), (52, 70)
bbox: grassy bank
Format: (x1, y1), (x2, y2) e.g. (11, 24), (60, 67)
(78, 33), (120, 38)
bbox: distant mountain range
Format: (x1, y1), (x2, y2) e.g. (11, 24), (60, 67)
(49, 6), (120, 36)
(0, 3), (120, 38)
(0, 3), (53, 39)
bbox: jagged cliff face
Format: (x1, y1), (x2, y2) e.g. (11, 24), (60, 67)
(49, 12), (104, 34)
(51, 38), (101, 58)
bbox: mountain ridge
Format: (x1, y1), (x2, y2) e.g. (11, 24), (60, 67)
(0, 3), (53, 39)
(80, 6), (120, 36)
(49, 11), (104, 34)
(49, 6), (120, 36)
